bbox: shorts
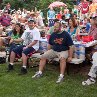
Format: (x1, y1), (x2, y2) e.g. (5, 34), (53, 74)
(41, 49), (68, 59)
(12, 45), (36, 57)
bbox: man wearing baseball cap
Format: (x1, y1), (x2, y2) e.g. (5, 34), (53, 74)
(7, 19), (40, 74)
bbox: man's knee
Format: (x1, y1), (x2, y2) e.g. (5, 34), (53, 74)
(11, 51), (15, 54)
(10, 51), (16, 57)
(60, 57), (66, 62)
(40, 54), (47, 60)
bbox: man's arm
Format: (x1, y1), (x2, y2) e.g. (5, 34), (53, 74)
(67, 45), (74, 62)
(47, 44), (52, 50)
(23, 40), (38, 50)
(26, 40), (38, 48)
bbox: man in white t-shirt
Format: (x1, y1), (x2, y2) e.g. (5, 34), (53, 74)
(7, 19), (40, 74)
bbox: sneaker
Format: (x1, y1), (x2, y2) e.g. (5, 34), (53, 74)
(19, 67), (27, 75)
(32, 71), (42, 78)
(82, 78), (96, 86)
(56, 76), (64, 83)
(7, 64), (14, 71)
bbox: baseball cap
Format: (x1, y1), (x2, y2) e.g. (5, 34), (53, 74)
(28, 19), (36, 23)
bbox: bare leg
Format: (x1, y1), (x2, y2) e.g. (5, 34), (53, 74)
(22, 53), (27, 66)
(8, 51), (16, 71)
(39, 58), (47, 71)
(10, 51), (16, 63)
(60, 58), (66, 75)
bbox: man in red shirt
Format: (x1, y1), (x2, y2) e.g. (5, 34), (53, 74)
(78, 0), (89, 19)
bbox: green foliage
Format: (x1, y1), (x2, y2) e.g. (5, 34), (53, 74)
(3, 0), (24, 9)
(2, 0), (73, 11)
(2, 0), (74, 19)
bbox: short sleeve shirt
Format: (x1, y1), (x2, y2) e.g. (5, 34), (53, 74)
(49, 31), (74, 52)
(21, 27), (40, 51)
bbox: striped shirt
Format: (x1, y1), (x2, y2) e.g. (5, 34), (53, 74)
(0, 15), (11, 27)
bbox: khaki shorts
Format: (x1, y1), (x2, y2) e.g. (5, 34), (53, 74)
(41, 49), (68, 59)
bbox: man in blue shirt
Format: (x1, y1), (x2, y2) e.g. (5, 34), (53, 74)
(32, 21), (74, 83)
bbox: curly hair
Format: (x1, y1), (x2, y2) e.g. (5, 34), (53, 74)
(12, 23), (24, 37)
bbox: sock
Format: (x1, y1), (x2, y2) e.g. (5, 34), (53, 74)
(10, 63), (14, 65)
(39, 71), (42, 74)
(60, 74), (64, 78)
(22, 65), (26, 69)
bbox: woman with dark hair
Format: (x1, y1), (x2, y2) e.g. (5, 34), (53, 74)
(11, 23), (23, 38)
(9, 23), (24, 52)
(67, 17), (80, 37)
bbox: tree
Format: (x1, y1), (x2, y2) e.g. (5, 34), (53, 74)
(2, 0), (74, 18)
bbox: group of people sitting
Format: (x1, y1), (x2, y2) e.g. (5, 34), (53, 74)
(0, 6), (97, 85)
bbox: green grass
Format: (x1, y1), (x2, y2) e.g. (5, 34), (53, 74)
(0, 63), (97, 97)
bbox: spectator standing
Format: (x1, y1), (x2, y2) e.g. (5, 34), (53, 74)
(3, 3), (12, 14)
(72, 5), (79, 17)
(35, 11), (44, 28)
(47, 7), (55, 27)
(78, 0), (89, 20)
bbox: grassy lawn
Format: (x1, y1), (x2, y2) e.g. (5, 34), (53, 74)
(0, 63), (97, 97)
